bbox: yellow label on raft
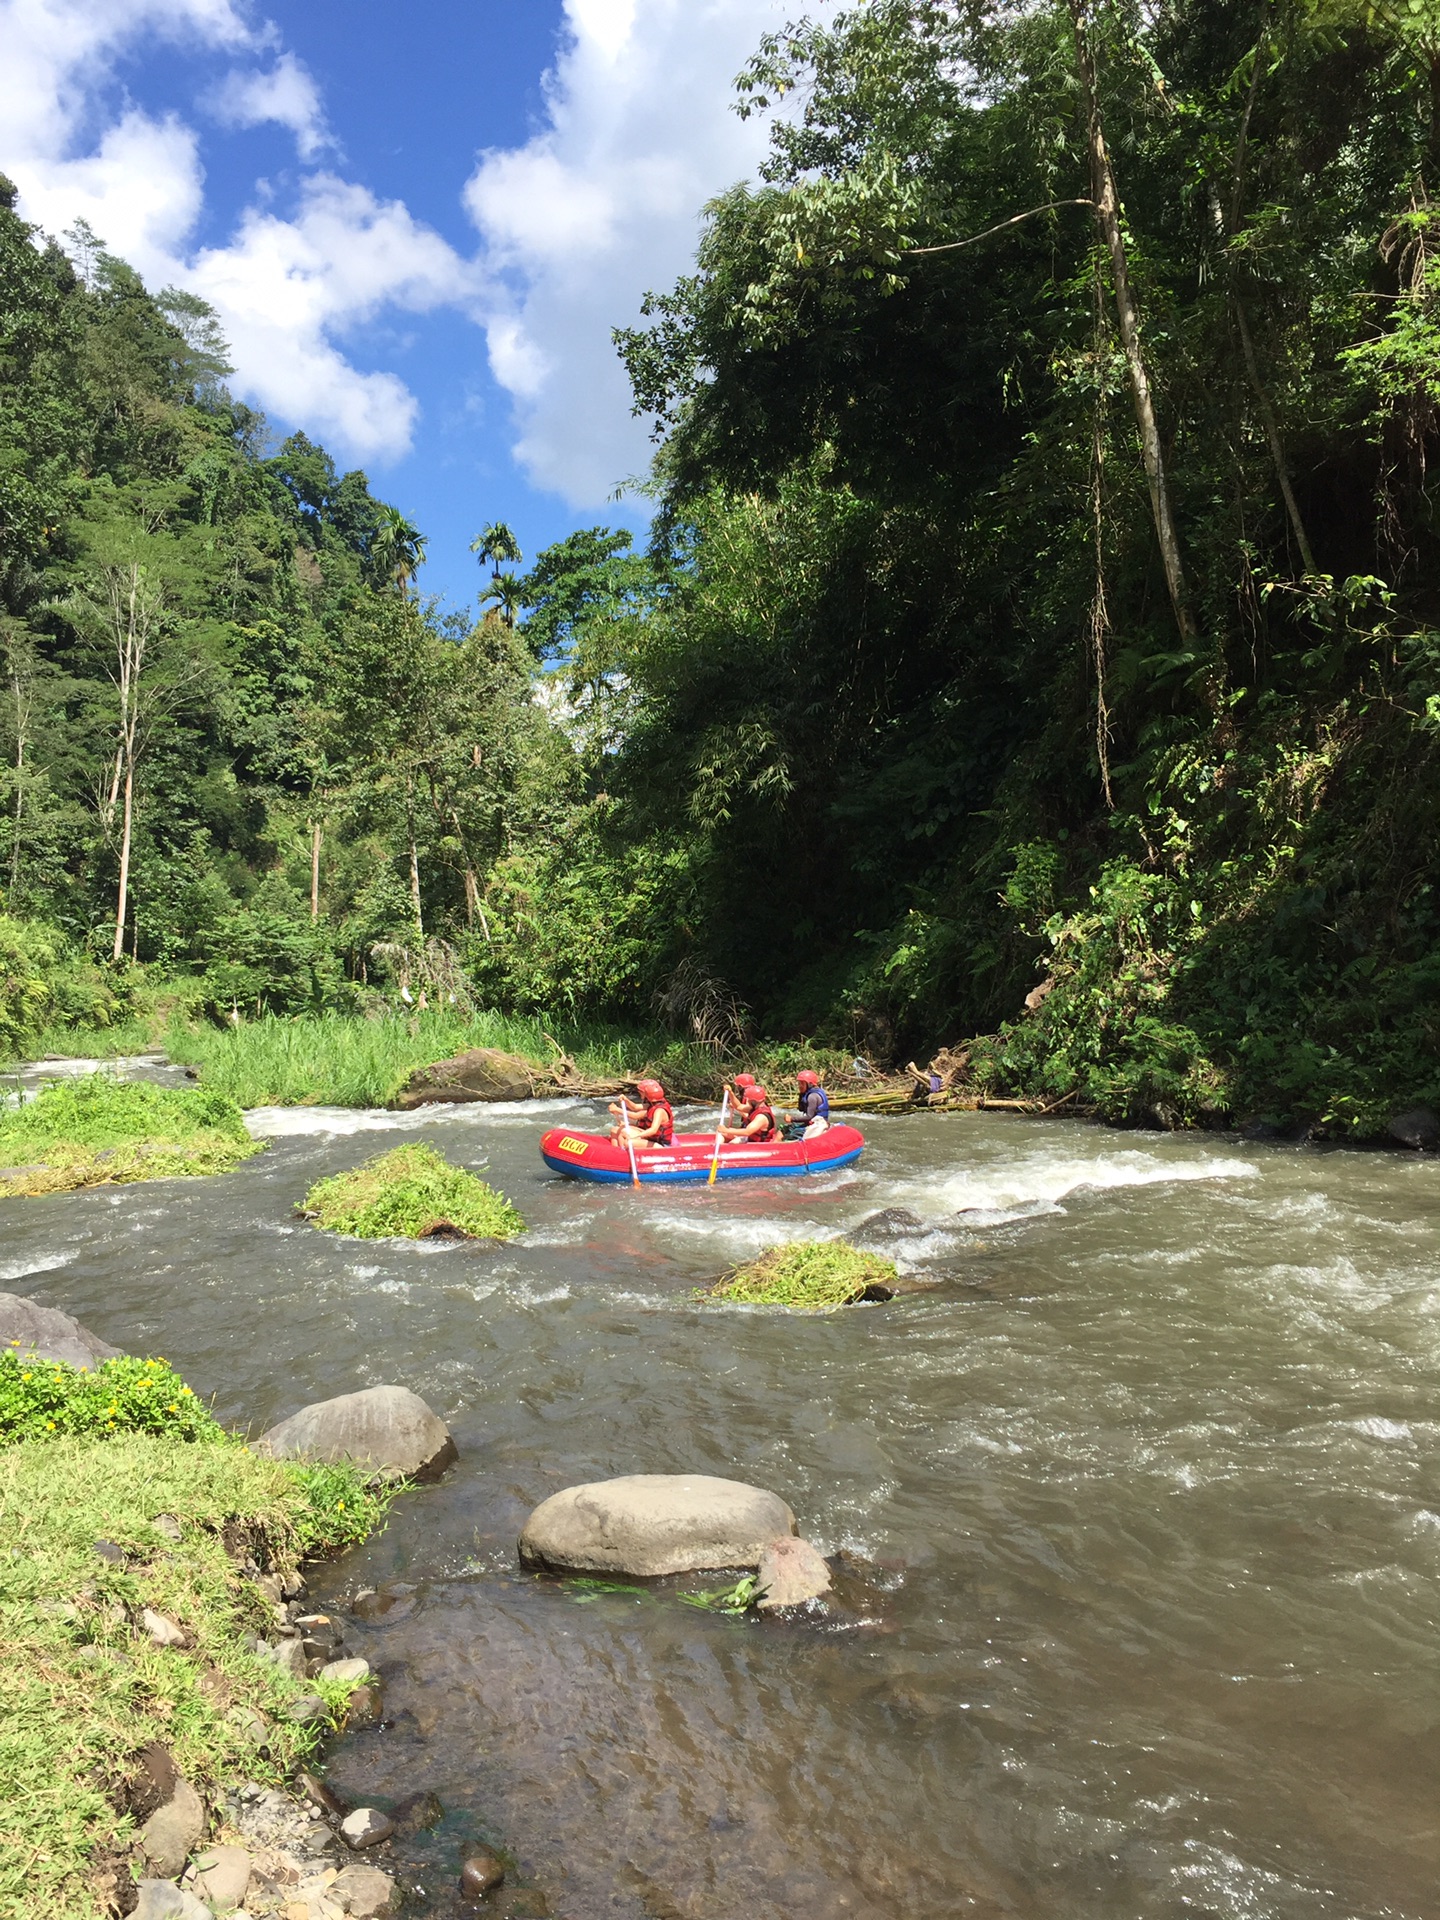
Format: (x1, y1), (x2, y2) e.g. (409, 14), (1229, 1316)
(557, 1137), (589, 1154)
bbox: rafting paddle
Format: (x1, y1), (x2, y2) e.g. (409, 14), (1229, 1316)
(619, 1096), (641, 1188)
(707, 1089), (729, 1185)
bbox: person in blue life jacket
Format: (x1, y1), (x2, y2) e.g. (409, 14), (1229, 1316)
(608, 1078), (674, 1148)
(781, 1068), (831, 1141)
(718, 1082), (778, 1144)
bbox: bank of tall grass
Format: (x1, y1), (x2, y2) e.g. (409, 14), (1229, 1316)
(165, 1010), (850, 1109)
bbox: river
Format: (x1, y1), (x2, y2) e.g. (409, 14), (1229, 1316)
(5, 1074), (1439, 1919)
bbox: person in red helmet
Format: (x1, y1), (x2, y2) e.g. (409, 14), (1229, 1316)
(782, 1068), (831, 1140)
(609, 1077), (674, 1148)
(723, 1069), (757, 1112)
(718, 1082), (778, 1144)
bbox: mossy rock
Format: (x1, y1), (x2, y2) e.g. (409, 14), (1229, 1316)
(707, 1239), (899, 1310)
(301, 1142), (525, 1241)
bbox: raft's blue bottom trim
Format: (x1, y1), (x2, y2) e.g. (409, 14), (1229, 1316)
(541, 1147), (863, 1184)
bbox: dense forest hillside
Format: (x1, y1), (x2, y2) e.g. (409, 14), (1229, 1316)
(4, 0), (1440, 1136)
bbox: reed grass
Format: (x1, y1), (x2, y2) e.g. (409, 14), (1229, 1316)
(165, 1010), (853, 1110)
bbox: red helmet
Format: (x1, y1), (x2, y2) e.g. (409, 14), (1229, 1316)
(743, 1084), (769, 1105)
(796, 1069), (820, 1088)
(734, 1072), (756, 1087)
(635, 1078), (666, 1103)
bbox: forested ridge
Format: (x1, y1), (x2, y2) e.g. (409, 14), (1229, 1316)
(4, 0), (1440, 1136)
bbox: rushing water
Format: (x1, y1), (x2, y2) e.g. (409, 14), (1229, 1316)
(6, 1074), (1440, 1919)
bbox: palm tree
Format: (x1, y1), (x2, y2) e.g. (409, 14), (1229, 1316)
(370, 505), (427, 594)
(469, 521), (522, 581)
(480, 573), (525, 629)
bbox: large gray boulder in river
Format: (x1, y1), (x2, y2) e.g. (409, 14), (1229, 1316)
(254, 1385), (456, 1481)
(393, 1048), (537, 1108)
(0, 1292), (119, 1369)
(518, 1473), (796, 1576)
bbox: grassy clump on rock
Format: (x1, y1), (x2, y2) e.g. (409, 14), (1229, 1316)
(0, 1425), (394, 1920)
(0, 1075), (262, 1197)
(301, 1141), (525, 1241)
(709, 1239), (898, 1310)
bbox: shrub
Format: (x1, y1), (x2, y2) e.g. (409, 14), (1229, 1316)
(0, 1352), (225, 1443)
(301, 1141), (525, 1240)
(708, 1239), (897, 1309)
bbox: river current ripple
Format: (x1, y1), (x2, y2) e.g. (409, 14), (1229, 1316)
(5, 1073), (1440, 1919)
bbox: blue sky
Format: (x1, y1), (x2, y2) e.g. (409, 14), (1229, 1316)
(0, 0), (797, 614)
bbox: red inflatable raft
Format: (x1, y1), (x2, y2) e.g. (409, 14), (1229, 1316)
(540, 1123), (865, 1184)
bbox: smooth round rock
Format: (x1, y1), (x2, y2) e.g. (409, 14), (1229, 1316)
(518, 1473), (796, 1577)
(460, 1848), (506, 1897)
(254, 1385), (457, 1481)
(288, 1693), (328, 1726)
(345, 1683), (383, 1728)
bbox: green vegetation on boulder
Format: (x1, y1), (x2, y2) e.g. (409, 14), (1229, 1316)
(0, 1075), (262, 1196)
(301, 1141), (525, 1241)
(709, 1240), (898, 1311)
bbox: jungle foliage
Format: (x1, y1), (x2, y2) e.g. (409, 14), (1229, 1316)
(6, 1), (1440, 1134)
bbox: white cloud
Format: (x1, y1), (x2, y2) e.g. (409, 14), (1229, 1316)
(186, 176), (478, 459)
(0, 0), (474, 463)
(206, 52), (332, 161)
(464, 0), (797, 506)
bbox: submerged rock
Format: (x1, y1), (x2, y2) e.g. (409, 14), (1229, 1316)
(849, 1207), (928, 1246)
(394, 1047), (537, 1108)
(0, 1291), (119, 1369)
(254, 1384), (457, 1481)
(519, 1473), (796, 1577)
(1388, 1106), (1440, 1150)
(755, 1536), (833, 1611)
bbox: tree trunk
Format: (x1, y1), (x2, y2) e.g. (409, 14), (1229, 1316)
(406, 775), (424, 935)
(311, 818), (322, 921)
(113, 754), (134, 962)
(1068, 0), (1197, 650)
(8, 640), (30, 897)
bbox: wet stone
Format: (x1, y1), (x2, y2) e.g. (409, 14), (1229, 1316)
(289, 1693), (329, 1727)
(460, 1849), (506, 1897)
(391, 1788), (443, 1835)
(298, 1769), (350, 1819)
(344, 1683), (383, 1728)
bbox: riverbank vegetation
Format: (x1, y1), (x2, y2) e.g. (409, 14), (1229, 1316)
(0, 1360), (397, 1920)
(301, 1142), (525, 1241)
(4, 0), (1440, 1136)
(709, 1241), (898, 1310)
(0, 1075), (262, 1196)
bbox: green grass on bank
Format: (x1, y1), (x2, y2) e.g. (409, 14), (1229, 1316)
(0, 1076), (264, 1197)
(164, 1008), (857, 1110)
(302, 1141), (525, 1241)
(0, 1424), (395, 1920)
(708, 1239), (898, 1310)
